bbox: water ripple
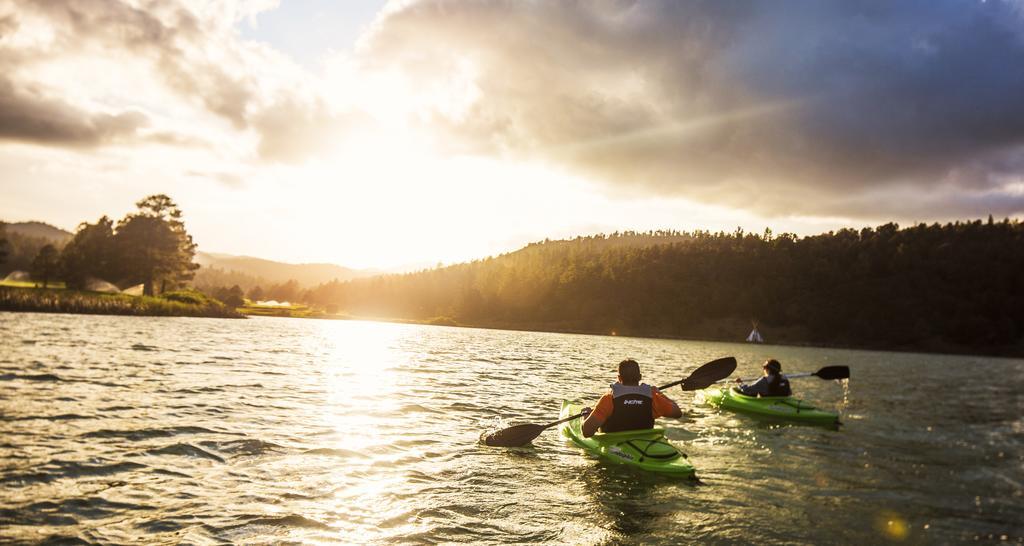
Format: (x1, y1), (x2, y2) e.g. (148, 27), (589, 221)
(80, 426), (225, 441)
(142, 443), (225, 463)
(1, 460), (146, 486)
(0, 313), (1021, 544)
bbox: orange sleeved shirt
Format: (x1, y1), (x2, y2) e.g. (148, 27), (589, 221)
(588, 387), (678, 423)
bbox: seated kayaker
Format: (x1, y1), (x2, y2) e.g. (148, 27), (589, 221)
(580, 359), (682, 437)
(734, 359), (792, 397)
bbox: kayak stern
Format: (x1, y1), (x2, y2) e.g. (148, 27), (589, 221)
(700, 387), (841, 426)
(559, 401), (697, 478)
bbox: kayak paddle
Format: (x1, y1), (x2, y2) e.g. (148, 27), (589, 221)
(720, 365), (850, 384)
(482, 356), (737, 448)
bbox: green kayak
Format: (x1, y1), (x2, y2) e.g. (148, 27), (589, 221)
(558, 401), (696, 477)
(698, 387), (840, 426)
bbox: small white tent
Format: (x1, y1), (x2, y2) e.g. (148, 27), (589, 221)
(85, 278), (120, 293)
(3, 270), (30, 282)
(746, 322), (765, 343)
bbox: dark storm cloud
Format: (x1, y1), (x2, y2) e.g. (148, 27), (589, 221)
(0, 77), (149, 146)
(364, 0), (1024, 218)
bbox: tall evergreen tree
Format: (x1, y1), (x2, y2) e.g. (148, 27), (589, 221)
(212, 284), (245, 307)
(114, 195), (199, 296)
(59, 216), (116, 289)
(0, 223), (8, 266)
(248, 285), (264, 302)
(30, 244), (60, 288)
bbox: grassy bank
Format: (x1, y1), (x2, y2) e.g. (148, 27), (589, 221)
(0, 280), (67, 289)
(0, 286), (244, 319)
(236, 303), (460, 328)
(238, 302), (323, 318)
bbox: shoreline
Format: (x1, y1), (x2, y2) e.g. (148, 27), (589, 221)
(269, 311), (1024, 360)
(0, 285), (244, 320)
(2, 285), (1018, 358)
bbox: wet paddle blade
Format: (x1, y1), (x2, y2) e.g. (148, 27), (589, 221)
(679, 357), (737, 390)
(482, 423), (547, 447)
(814, 365), (850, 380)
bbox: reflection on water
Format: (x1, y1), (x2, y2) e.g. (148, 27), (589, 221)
(1, 312), (1022, 544)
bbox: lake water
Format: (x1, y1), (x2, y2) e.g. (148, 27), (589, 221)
(1, 312), (1022, 544)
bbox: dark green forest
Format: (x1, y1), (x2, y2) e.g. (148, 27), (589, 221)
(303, 220), (1024, 356)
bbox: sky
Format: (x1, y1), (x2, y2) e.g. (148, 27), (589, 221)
(1, 0), (1023, 270)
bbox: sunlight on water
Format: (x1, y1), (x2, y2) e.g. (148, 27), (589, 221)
(321, 320), (405, 450)
(1, 313), (1022, 544)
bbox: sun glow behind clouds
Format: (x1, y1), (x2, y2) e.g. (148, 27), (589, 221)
(0, 0), (919, 271)
(226, 144), (853, 270)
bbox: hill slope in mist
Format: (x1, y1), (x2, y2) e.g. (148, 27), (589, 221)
(194, 253), (374, 290)
(0, 220), (370, 289)
(3, 221), (73, 243)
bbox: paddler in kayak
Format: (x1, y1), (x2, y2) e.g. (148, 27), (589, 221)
(734, 359), (792, 397)
(580, 359), (683, 437)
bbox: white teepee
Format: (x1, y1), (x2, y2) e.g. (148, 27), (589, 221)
(746, 321), (765, 343)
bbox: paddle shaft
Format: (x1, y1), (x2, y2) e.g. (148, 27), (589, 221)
(727, 372), (814, 383)
(545, 411), (587, 430)
(717, 366), (848, 384)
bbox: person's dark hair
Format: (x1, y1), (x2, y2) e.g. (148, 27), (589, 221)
(764, 359), (782, 392)
(618, 359), (642, 384)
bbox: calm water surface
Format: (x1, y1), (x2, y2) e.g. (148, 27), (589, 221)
(1, 313), (1022, 544)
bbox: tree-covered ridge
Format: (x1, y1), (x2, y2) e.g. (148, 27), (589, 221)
(0, 223), (69, 275)
(305, 220), (1024, 355)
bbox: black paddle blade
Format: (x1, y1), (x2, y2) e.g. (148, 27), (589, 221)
(680, 356), (737, 390)
(814, 365), (850, 380)
(481, 423), (547, 447)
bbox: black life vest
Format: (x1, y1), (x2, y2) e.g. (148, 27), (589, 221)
(767, 374), (792, 396)
(600, 383), (654, 433)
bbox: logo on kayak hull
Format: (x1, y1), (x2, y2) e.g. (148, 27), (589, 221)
(608, 446), (633, 461)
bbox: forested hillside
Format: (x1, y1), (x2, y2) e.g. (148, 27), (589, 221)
(0, 222), (72, 275)
(304, 220), (1024, 355)
(194, 254), (371, 289)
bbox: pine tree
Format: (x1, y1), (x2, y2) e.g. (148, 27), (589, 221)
(31, 244), (60, 288)
(59, 216), (116, 289)
(114, 195), (199, 296)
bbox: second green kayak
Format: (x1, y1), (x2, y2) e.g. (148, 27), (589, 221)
(558, 401), (696, 477)
(698, 387), (841, 426)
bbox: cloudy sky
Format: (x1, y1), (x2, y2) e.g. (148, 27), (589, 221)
(1, 0), (1022, 269)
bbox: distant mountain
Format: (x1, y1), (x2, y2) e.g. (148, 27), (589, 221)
(3, 221), (73, 243)
(0, 221), (73, 274)
(0, 220), (373, 289)
(195, 252), (374, 288)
